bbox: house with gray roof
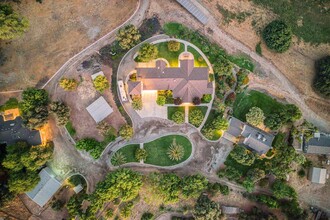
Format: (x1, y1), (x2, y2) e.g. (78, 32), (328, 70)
(26, 167), (62, 207)
(223, 117), (274, 155)
(309, 167), (328, 184)
(304, 133), (330, 155)
(127, 52), (212, 103)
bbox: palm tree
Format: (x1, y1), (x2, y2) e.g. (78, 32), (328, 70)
(167, 138), (185, 161)
(111, 152), (126, 166)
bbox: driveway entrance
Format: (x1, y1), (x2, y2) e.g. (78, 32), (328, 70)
(136, 91), (167, 119)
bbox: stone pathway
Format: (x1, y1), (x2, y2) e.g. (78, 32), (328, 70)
(184, 106), (189, 123)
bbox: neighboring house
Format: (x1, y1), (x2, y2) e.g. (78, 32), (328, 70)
(0, 116), (41, 146)
(304, 133), (330, 155)
(223, 117), (274, 155)
(127, 52), (213, 103)
(86, 96), (113, 123)
(309, 167), (328, 184)
(26, 167), (62, 207)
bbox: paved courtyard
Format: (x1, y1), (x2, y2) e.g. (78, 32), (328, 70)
(136, 91), (167, 119)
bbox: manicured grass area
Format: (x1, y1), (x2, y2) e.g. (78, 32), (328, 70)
(187, 46), (207, 67)
(144, 135), (192, 166)
(114, 144), (140, 163)
(252, 0), (330, 44)
(167, 106), (185, 120)
(155, 42), (185, 67)
(233, 90), (286, 122)
(65, 121), (76, 136)
(201, 110), (222, 140)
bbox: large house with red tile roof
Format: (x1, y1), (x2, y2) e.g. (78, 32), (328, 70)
(127, 52), (212, 103)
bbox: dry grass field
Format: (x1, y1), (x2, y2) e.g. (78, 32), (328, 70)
(0, 0), (137, 91)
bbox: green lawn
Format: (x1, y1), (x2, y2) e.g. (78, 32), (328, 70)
(144, 135), (192, 166)
(65, 121), (76, 137)
(114, 144), (140, 163)
(167, 106), (185, 120)
(233, 90), (286, 122)
(201, 109), (223, 141)
(156, 42), (185, 67)
(187, 46), (207, 67)
(252, 0), (330, 44)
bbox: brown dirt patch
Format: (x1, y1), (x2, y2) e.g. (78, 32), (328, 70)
(0, 0), (137, 91)
(54, 63), (126, 141)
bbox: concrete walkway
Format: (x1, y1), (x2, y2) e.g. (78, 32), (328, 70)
(184, 106), (189, 123)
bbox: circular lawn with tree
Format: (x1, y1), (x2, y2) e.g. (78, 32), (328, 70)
(111, 135), (192, 167)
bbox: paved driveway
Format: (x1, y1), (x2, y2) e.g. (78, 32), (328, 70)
(136, 91), (167, 119)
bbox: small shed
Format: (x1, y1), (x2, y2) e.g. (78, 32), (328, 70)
(221, 205), (241, 215)
(26, 167), (62, 207)
(86, 96), (113, 123)
(309, 167), (328, 184)
(91, 71), (105, 80)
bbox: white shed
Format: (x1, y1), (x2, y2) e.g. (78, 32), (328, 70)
(91, 71), (105, 80)
(86, 96), (113, 123)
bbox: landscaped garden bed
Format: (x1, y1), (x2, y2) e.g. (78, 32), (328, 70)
(111, 135), (192, 167)
(188, 106), (208, 127)
(167, 106), (185, 122)
(155, 42), (185, 67)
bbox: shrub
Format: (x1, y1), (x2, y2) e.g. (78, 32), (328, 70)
(262, 20), (292, 53)
(213, 56), (233, 76)
(174, 97), (183, 105)
(141, 212), (154, 220)
(59, 78), (77, 91)
(111, 151), (127, 166)
(137, 43), (158, 62)
(120, 202), (133, 218)
(298, 169), (306, 178)
(212, 116), (228, 130)
(192, 97), (201, 105)
(171, 111), (185, 124)
(272, 180), (297, 200)
(202, 94), (212, 103)
(168, 40), (181, 52)
(135, 148), (147, 161)
(182, 175), (208, 198)
(313, 56), (330, 97)
(119, 124), (134, 140)
(106, 208), (114, 218)
(246, 107), (265, 126)
(93, 75), (109, 93)
(156, 95), (166, 106)
(0, 48), (7, 66)
(167, 138), (184, 161)
(76, 138), (104, 159)
(132, 96), (143, 110)
(256, 42), (262, 56)
(189, 109), (204, 127)
(193, 194), (221, 220)
(49, 101), (70, 126)
(117, 24), (141, 50)
(51, 200), (65, 211)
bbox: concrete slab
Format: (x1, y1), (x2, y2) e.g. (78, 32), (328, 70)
(136, 91), (167, 119)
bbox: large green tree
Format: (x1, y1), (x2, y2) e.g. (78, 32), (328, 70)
(229, 145), (256, 166)
(262, 20), (292, 53)
(116, 24), (141, 50)
(0, 4), (29, 40)
(119, 124), (134, 140)
(137, 43), (158, 62)
(182, 174), (208, 199)
(313, 56), (330, 97)
(49, 101), (70, 126)
(21, 88), (49, 129)
(246, 107), (265, 126)
(271, 180), (297, 200)
(193, 194), (221, 220)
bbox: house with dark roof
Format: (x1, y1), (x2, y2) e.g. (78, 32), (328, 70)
(223, 117), (274, 155)
(0, 116), (41, 146)
(304, 133), (330, 155)
(127, 52), (212, 103)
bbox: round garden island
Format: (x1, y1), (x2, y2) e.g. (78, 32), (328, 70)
(111, 135), (193, 167)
